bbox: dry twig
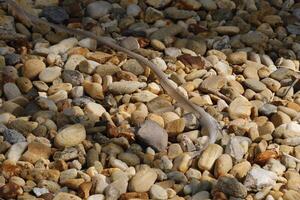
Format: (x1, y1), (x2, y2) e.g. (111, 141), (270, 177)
(6, 0), (220, 151)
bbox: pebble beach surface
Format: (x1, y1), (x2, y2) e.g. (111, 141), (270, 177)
(0, 0), (300, 200)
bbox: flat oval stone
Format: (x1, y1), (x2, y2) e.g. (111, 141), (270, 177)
(54, 124), (86, 148)
(23, 59), (46, 79)
(3, 83), (21, 100)
(39, 66), (62, 83)
(129, 168), (157, 192)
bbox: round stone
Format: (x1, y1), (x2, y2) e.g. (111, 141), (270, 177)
(39, 66), (62, 83)
(86, 1), (112, 19)
(41, 6), (69, 24)
(54, 124), (86, 148)
(23, 59), (46, 80)
(150, 184), (168, 200)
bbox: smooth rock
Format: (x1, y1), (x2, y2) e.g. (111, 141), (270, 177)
(129, 168), (157, 192)
(86, 1), (112, 19)
(216, 176), (247, 198)
(228, 96), (252, 120)
(244, 79), (267, 92)
(49, 37), (78, 55)
(21, 141), (52, 163)
(121, 37), (140, 51)
(151, 57), (168, 71)
(16, 77), (33, 93)
(146, 0), (172, 8)
(199, 0), (217, 10)
(3, 83), (21, 100)
(6, 142), (28, 162)
(53, 192), (82, 200)
(150, 184), (168, 200)
(62, 69), (84, 86)
(87, 194), (105, 200)
(122, 59), (144, 75)
(64, 54), (86, 70)
(96, 64), (120, 77)
(200, 75), (227, 91)
(41, 6), (69, 24)
(108, 81), (146, 94)
(54, 124), (86, 148)
(198, 144), (223, 170)
(136, 120), (168, 152)
(145, 7), (164, 23)
(39, 66), (62, 82)
(78, 38), (97, 51)
(83, 81), (104, 100)
(214, 154), (233, 177)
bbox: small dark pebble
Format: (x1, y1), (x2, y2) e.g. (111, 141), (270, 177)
(5, 53), (21, 65)
(3, 128), (26, 144)
(41, 6), (69, 24)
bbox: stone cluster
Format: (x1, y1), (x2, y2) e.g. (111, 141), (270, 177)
(0, 0), (300, 199)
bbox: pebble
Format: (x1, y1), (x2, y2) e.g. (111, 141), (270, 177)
(49, 37), (78, 55)
(5, 53), (21, 65)
(200, 75), (227, 91)
(150, 184), (168, 200)
(84, 81), (104, 100)
(127, 4), (141, 17)
(53, 192), (82, 200)
(54, 124), (86, 148)
(145, 7), (164, 23)
(146, 0), (172, 8)
(96, 64), (120, 76)
(121, 37), (140, 51)
(62, 69), (84, 86)
(33, 187), (49, 197)
(164, 7), (197, 20)
(87, 194), (105, 200)
(241, 31), (268, 46)
(244, 79), (267, 92)
(150, 24), (183, 41)
(6, 142), (28, 162)
(198, 144), (223, 170)
(136, 120), (168, 152)
(228, 96), (252, 120)
(244, 165), (278, 191)
(118, 152), (140, 166)
(78, 38), (97, 51)
(214, 154), (233, 177)
(199, 0), (217, 10)
(2, 1), (300, 199)
(39, 66), (62, 82)
(108, 81), (146, 94)
(259, 103), (277, 116)
(41, 6), (69, 24)
(86, 1), (112, 19)
(215, 26), (240, 35)
(225, 136), (251, 161)
(64, 54), (86, 70)
(16, 77), (33, 93)
(3, 83), (21, 100)
(23, 59), (46, 79)
(122, 59), (144, 75)
(151, 57), (168, 71)
(129, 168), (157, 192)
(164, 47), (182, 58)
(216, 176), (247, 198)
(2, 128), (26, 144)
(21, 141), (52, 163)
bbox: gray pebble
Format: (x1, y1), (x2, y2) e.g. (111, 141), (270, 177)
(136, 120), (168, 152)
